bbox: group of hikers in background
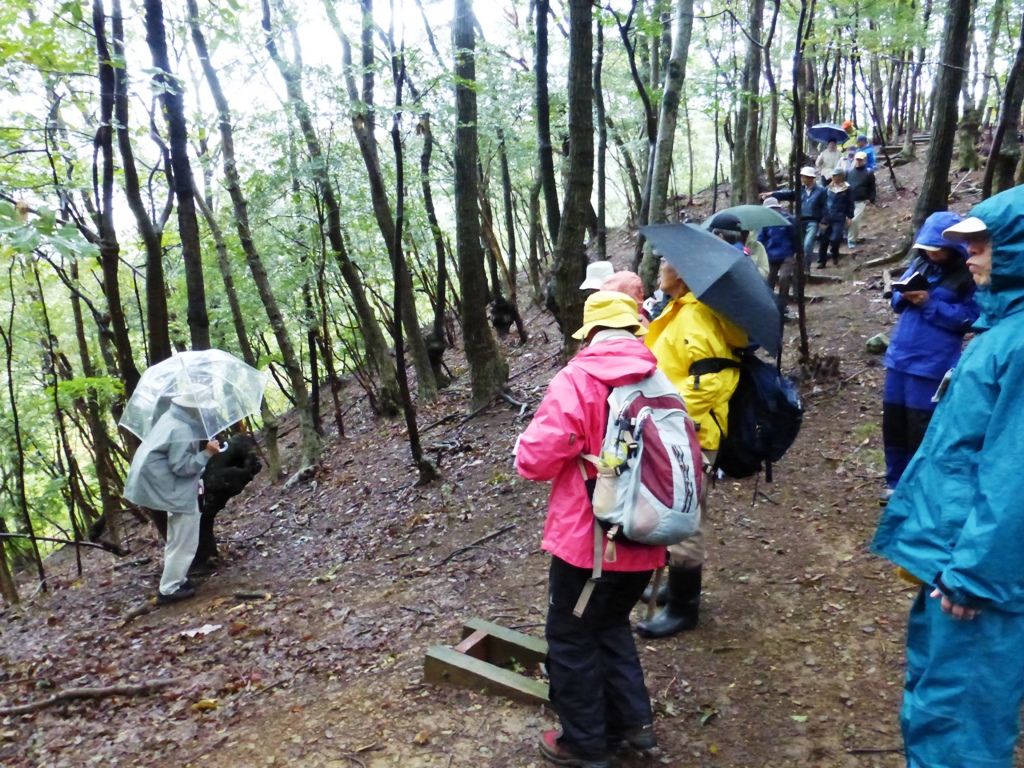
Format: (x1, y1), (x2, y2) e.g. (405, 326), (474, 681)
(514, 131), (1024, 767)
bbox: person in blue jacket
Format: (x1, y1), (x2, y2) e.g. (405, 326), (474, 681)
(758, 196), (796, 307)
(880, 211), (979, 505)
(763, 166), (826, 268)
(856, 135), (878, 172)
(871, 184), (1024, 768)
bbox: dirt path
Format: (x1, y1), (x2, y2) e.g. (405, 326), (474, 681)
(2, 160), (1010, 767)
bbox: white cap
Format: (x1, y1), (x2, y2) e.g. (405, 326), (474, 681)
(172, 393), (202, 408)
(762, 197), (782, 209)
(580, 261), (616, 291)
(941, 216), (989, 241)
(799, 166), (816, 177)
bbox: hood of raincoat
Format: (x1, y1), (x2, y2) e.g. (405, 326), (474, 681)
(913, 211), (969, 260)
(566, 335), (658, 385)
(970, 185), (1024, 326)
(515, 336), (665, 572)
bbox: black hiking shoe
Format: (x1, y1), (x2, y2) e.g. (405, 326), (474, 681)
(610, 723), (658, 751)
(157, 585), (196, 605)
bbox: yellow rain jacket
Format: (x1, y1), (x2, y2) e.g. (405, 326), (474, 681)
(645, 293), (749, 450)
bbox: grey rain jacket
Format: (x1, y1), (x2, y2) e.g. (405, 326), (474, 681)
(123, 404), (211, 514)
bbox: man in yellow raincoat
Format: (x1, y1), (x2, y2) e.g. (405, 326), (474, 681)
(637, 259), (748, 638)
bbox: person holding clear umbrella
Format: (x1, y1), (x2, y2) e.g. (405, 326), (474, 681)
(123, 393), (220, 604)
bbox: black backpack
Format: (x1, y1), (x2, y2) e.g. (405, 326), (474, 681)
(689, 349), (803, 482)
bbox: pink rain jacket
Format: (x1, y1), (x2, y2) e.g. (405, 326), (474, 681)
(516, 336), (667, 572)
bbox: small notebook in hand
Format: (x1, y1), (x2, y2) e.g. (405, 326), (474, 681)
(893, 272), (929, 293)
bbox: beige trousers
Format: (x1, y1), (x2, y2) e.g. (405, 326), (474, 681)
(848, 201), (868, 243)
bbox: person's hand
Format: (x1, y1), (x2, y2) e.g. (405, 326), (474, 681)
(818, 222), (827, 229)
(902, 290), (929, 306)
(930, 587), (978, 620)
(205, 438), (221, 456)
(846, 218), (853, 227)
(759, 192), (771, 200)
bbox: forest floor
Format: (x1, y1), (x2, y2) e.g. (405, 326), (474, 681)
(0, 155), (1006, 768)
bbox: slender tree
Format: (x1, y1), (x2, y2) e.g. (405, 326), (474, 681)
(913, 0), (972, 228)
(535, 0), (561, 242)
(982, 15), (1024, 198)
(639, 0), (694, 291)
(143, 0), (210, 350)
(550, 0), (594, 353)
(453, 0), (508, 409)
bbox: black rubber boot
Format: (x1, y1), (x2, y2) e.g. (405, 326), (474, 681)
(636, 565), (702, 639)
(639, 579), (668, 607)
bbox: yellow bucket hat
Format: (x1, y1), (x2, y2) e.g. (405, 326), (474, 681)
(571, 290), (647, 340)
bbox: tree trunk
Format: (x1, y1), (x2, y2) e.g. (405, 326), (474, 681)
(143, 0), (210, 351)
(594, 21), (608, 261)
(526, 176), (545, 305)
(900, 0), (933, 159)
(0, 294), (45, 589)
(388, 38), (437, 485)
(639, 0), (694, 292)
(535, 0), (561, 242)
(90, 0), (140, 398)
(417, 115), (450, 385)
(763, 0), (782, 189)
(732, 0), (764, 206)
(551, 0), (594, 356)
(110, 0), (170, 366)
(791, 0), (814, 364)
(982, 17), (1024, 198)
(913, 0), (972, 228)
(453, 0), (509, 410)
(977, 0), (1005, 125)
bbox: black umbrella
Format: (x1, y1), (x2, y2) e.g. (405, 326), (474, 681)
(807, 122), (850, 145)
(641, 223), (782, 356)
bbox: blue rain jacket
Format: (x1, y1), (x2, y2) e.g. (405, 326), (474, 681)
(758, 212), (796, 264)
(771, 185), (827, 223)
(884, 215), (979, 380)
(872, 185), (1024, 612)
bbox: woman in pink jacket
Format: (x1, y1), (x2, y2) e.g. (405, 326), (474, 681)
(517, 291), (665, 768)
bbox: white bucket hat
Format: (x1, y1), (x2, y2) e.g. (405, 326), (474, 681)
(941, 216), (989, 241)
(579, 261), (616, 291)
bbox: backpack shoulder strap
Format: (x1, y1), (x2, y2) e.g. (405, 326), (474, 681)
(688, 357), (742, 377)
(573, 520), (605, 618)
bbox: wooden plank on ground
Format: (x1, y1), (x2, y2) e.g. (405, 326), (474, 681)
(461, 618), (547, 667)
(423, 646), (550, 704)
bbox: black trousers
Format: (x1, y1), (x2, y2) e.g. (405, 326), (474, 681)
(545, 556), (654, 759)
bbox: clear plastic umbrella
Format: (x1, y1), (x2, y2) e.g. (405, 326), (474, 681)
(119, 349), (268, 442)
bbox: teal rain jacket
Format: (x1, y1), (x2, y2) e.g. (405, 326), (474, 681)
(872, 185), (1024, 611)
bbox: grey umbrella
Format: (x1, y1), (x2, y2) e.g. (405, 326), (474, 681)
(641, 223), (782, 357)
(702, 204), (791, 232)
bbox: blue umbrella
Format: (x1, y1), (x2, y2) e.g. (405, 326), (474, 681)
(807, 122), (849, 145)
(641, 223), (782, 356)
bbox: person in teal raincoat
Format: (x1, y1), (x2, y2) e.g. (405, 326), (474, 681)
(871, 184), (1024, 768)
